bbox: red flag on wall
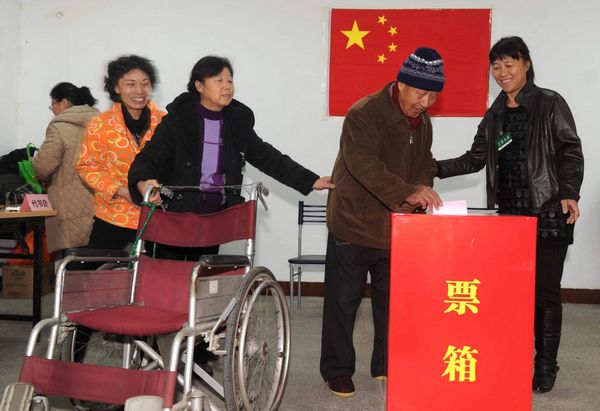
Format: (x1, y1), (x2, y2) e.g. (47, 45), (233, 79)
(329, 9), (492, 117)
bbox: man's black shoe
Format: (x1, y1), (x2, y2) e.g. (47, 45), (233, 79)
(327, 375), (355, 397)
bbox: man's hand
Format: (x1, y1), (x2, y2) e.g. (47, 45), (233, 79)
(313, 176), (335, 190)
(561, 199), (580, 224)
(396, 202), (418, 214)
(137, 179), (162, 205)
(405, 185), (443, 211)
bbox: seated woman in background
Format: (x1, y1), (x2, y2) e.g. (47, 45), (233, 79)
(76, 55), (165, 250)
(32, 82), (99, 254)
(129, 55), (333, 261)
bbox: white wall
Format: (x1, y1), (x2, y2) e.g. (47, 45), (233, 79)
(4, 0), (599, 288)
(0, 0), (20, 154)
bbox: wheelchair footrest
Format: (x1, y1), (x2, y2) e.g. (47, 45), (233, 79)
(18, 356), (177, 408)
(124, 395), (163, 411)
(1, 383), (34, 411)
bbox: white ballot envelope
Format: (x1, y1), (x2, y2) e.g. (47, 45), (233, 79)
(432, 200), (468, 216)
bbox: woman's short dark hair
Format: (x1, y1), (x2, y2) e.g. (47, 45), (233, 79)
(50, 82), (97, 106)
(104, 55), (158, 102)
(187, 56), (233, 95)
(489, 36), (535, 82)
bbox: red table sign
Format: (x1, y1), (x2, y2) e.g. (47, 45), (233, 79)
(20, 194), (53, 212)
(388, 214), (537, 411)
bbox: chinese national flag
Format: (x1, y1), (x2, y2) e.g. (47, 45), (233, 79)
(329, 9), (491, 117)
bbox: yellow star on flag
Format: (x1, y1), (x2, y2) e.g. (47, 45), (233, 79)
(388, 26), (398, 36)
(388, 42), (398, 52)
(378, 15), (387, 25)
(341, 20), (370, 50)
(377, 54), (387, 64)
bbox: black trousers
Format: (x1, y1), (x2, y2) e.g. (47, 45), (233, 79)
(87, 217), (137, 251)
(536, 246), (568, 309)
(320, 233), (390, 380)
(151, 243), (219, 261)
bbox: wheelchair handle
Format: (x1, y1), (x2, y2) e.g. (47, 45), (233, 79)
(144, 183), (269, 210)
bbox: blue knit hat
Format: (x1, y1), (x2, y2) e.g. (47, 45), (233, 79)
(397, 47), (445, 92)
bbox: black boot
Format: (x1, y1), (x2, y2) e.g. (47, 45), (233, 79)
(533, 306), (562, 393)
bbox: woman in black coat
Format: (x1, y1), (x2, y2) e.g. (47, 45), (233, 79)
(129, 55), (333, 259)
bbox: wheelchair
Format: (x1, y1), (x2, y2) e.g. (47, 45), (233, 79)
(1, 183), (291, 411)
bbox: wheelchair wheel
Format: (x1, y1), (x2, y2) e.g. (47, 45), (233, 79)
(223, 267), (291, 411)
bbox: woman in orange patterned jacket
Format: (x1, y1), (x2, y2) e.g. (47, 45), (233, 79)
(76, 55), (165, 250)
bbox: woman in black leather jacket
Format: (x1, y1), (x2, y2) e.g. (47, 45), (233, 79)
(437, 36), (584, 394)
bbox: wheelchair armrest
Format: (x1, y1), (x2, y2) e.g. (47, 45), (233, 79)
(198, 254), (250, 269)
(63, 248), (131, 259)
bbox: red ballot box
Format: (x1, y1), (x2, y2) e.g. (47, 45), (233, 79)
(388, 214), (537, 411)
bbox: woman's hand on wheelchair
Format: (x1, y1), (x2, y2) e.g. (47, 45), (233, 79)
(137, 179), (163, 205)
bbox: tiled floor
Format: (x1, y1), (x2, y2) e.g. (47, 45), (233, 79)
(1, 296), (599, 410)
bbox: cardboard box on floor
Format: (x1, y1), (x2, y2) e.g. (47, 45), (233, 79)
(2, 263), (55, 299)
